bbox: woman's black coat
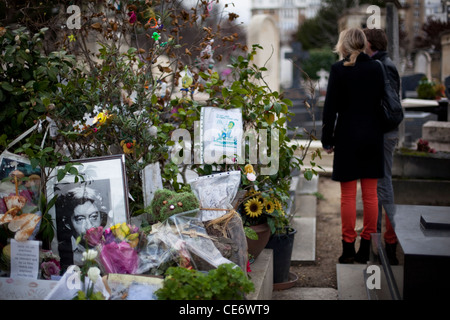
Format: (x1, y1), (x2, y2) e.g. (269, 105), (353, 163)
(321, 52), (385, 182)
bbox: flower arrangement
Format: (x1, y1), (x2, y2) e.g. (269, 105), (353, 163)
(416, 77), (446, 100)
(40, 250), (61, 280)
(417, 139), (436, 154)
(72, 249), (105, 300)
(82, 222), (141, 275)
(238, 165), (290, 235)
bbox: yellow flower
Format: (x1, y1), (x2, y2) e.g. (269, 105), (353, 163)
(244, 164), (255, 175)
(244, 197), (263, 218)
(246, 188), (257, 197)
(274, 199), (282, 211)
(111, 222), (130, 240)
(265, 200), (275, 214)
(93, 110), (112, 125)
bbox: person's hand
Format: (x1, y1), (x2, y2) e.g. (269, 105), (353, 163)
(323, 147), (334, 154)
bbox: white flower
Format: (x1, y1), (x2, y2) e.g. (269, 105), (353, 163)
(82, 249), (98, 261)
(246, 172), (256, 181)
(87, 267), (101, 283)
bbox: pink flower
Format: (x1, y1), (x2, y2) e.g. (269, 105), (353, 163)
(100, 241), (138, 274)
(128, 11), (137, 24)
(246, 172), (256, 181)
(41, 261), (61, 279)
(247, 260), (252, 273)
(85, 226), (104, 247)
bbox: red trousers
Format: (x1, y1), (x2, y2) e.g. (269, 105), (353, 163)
(340, 179), (378, 243)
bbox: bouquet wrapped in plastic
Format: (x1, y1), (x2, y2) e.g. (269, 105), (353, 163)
(84, 223), (140, 274)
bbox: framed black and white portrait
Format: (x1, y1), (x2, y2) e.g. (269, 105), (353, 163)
(46, 155), (129, 270)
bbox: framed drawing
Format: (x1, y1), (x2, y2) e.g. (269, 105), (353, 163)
(46, 155), (129, 270)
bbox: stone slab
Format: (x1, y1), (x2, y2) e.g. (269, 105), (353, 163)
(294, 195), (317, 218)
(297, 174), (319, 195)
(247, 249), (273, 300)
(272, 287), (338, 300)
(392, 179), (450, 206)
(291, 217), (315, 263)
(336, 264), (368, 300)
(422, 120), (450, 143)
(394, 205), (450, 257)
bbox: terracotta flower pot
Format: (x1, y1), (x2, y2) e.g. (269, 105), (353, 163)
(246, 223), (271, 259)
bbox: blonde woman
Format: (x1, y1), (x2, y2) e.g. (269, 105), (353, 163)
(321, 28), (385, 264)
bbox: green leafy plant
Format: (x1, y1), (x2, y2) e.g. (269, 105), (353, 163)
(0, 27), (76, 152)
(180, 44), (320, 234)
(155, 263), (254, 300)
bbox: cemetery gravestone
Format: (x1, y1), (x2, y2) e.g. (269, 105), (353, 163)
(284, 42), (309, 90)
(414, 51), (432, 81)
(393, 204), (450, 300)
(247, 14), (280, 93)
(401, 73), (425, 99)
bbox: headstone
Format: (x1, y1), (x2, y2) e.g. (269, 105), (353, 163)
(247, 14), (280, 93)
(393, 205), (450, 300)
(414, 50), (432, 80)
(445, 76), (450, 98)
(401, 73), (426, 99)
(284, 42), (309, 90)
(142, 163), (163, 207)
(422, 120), (450, 152)
(441, 31), (450, 84)
(280, 45), (293, 89)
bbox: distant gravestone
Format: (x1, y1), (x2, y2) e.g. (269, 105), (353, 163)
(247, 14), (280, 93)
(280, 45), (293, 89)
(445, 76), (450, 99)
(401, 73), (425, 99)
(440, 31), (450, 84)
(414, 51), (432, 80)
(142, 163), (163, 206)
(284, 42), (309, 90)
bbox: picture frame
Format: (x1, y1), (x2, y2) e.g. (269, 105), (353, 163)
(45, 154), (129, 269)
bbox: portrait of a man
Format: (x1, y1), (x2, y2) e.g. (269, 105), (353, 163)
(54, 180), (110, 270)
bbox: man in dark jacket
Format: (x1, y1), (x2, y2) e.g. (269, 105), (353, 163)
(363, 28), (401, 265)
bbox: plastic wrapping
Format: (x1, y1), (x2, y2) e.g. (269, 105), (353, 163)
(137, 210), (234, 275)
(189, 171), (241, 221)
(99, 241), (139, 274)
(45, 265), (110, 300)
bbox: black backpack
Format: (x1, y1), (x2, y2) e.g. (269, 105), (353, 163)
(375, 59), (404, 133)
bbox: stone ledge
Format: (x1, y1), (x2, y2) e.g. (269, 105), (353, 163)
(247, 249), (273, 300)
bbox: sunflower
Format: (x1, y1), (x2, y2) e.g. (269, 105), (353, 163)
(244, 197), (264, 218)
(265, 200), (275, 214)
(246, 188), (257, 197)
(274, 199), (282, 211)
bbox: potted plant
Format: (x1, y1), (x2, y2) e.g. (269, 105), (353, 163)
(234, 164), (289, 258)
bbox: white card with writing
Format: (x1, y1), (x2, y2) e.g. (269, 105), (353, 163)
(10, 239), (40, 279)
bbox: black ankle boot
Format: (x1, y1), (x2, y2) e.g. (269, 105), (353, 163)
(338, 240), (355, 264)
(355, 238), (371, 264)
(385, 242), (399, 265)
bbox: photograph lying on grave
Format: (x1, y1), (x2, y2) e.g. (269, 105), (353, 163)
(45, 155), (129, 270)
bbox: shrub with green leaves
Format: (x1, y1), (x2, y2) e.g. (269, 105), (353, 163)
(0, 27), (76, 151)
(155, 263), (254, 300)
